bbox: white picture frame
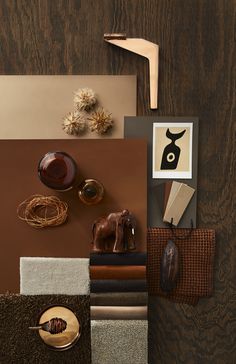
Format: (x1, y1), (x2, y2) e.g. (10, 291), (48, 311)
(152, 122), (193, 179)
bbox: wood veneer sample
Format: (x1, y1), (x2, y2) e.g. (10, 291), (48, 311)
(163, 182), (195, 226)
(0, 139), (147, 292)
(162, 181), (172, 214)
(0, 75), (136, 139)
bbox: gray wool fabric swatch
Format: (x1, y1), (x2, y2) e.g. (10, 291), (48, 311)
(91, 320), (148, 364)
(20, 257), (90, 295)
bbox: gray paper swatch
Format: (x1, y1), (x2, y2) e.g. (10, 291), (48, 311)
(124, 116), (198, 228)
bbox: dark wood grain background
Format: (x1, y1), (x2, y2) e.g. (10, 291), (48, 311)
(0, 0), (235, 363)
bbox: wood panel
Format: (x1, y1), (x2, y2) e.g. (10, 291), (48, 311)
(0, 0), (235, 362)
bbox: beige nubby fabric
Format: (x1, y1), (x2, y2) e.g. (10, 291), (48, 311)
(20, 257), (90, 295)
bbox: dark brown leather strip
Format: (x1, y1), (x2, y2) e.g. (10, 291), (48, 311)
(90, 266), (146, 280)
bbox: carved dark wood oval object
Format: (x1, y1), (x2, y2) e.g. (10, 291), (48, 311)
(160, 239), (179, 292)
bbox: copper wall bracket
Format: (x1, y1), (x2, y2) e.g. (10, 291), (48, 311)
(104, 33), (159, 109)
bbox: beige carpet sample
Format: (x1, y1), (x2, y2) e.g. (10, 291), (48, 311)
(20, 257), (90, 295)
(91, 320), (148, 364)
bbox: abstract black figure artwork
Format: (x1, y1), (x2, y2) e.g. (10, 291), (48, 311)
(160, 128), (186, 170)
(91, 210), (136, 253)
(152, 122), (193, 179)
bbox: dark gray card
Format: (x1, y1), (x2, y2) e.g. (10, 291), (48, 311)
(124, 117), (199, 228)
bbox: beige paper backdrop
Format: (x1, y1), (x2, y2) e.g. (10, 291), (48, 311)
(154, 126), (191, 172)
(0, 75), (136, 139)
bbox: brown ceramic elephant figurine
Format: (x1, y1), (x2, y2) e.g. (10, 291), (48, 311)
(91, 209), (136, 253)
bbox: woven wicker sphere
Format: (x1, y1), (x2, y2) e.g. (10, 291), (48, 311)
(74, 88), (97, 111)
(62, 111), (87, 136)
(88, 108), (113, 135)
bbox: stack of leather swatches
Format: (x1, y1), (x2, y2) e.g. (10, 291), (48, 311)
(90, 253), (148, 364)
(90, 252), (147, 312)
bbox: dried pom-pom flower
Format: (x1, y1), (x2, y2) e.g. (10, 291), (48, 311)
(62, 111), (87, 136)
(74, 88), (97, 111)
(88, 108), (113, 135)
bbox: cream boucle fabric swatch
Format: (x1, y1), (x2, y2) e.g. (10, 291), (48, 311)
(20, 257), (90, 295)
(91, 320), (148, 364)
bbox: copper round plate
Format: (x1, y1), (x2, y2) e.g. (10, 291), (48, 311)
(38, 305), (81, 351)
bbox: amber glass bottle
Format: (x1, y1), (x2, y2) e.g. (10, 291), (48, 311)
(38, 151), (77, 191)
(78, 179), (104, 205)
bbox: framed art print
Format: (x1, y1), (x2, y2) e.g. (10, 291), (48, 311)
(152, 122), (193, 179)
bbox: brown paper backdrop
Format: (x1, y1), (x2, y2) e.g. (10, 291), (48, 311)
(0, 139), (147, 293)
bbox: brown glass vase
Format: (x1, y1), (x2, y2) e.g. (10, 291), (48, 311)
(38, 151), (77, 191)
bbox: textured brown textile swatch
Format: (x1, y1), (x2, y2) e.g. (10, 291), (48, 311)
(90, 266), (146, 280)
(0, 294), (91, 364)
(147, 228), (216, 305)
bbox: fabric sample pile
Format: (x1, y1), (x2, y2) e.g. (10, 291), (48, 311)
(90, 253), (147, 306)
(90, 252), (148, 363)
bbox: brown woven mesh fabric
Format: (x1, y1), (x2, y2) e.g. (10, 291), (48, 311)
(147, 228), (216, 305)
